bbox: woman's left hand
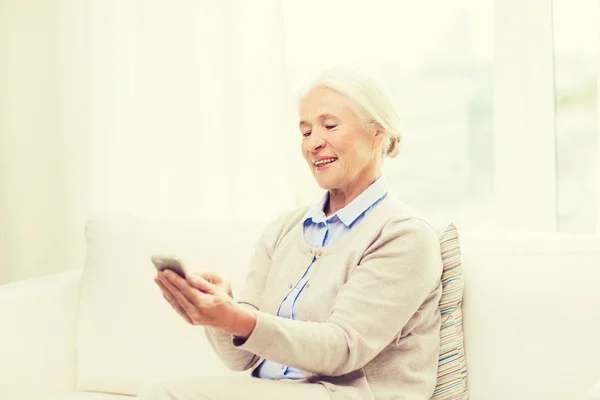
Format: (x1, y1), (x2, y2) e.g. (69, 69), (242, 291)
(155, 269), (241, 332)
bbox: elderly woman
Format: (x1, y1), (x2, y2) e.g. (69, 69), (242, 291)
(138, 68), (443, 400)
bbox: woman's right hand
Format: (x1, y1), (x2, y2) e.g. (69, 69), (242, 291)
(189, 270), (233, 298)
(154, 268), (237, 328)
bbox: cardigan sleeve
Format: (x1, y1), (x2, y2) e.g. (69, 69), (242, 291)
(203, 211), (292, 372)
(233, 217), (443, 377)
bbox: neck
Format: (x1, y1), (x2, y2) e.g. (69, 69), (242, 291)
(325, 171), (382, 216)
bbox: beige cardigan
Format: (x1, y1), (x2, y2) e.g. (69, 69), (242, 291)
(205, 196), (443, 399)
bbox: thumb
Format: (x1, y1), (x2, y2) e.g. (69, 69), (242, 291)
(196, 269), (223, 285)
(186, 273), (216, 294)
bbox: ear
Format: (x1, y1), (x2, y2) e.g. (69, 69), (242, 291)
(371, 123), (386, 148)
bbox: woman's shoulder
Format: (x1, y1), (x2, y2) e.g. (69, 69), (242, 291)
(376, 195), (438, 235)
(367, 197), (442, 275)
(258, 205), (310, 247)
(268, 205), (311, 231)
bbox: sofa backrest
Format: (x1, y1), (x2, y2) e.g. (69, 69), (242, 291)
(459, 231), (600, 400)
(75, 216), (600, 399)
(76, 215), (263, 395)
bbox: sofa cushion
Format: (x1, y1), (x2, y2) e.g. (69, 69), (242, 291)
(431, 224), (468, 400)
(75, 215), (263, 395)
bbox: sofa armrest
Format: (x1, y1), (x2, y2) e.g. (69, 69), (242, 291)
(588, 381), (600, 400)
(0, 268), (82, 398)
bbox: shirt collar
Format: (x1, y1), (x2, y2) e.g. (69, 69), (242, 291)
(302, 176), (388, 227)
(303, 192), (329, 225)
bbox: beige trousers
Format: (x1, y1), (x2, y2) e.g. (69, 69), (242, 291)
(136, 376), (331, 400)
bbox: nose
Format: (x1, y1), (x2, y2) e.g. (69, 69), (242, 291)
(305, 133), (325, 153)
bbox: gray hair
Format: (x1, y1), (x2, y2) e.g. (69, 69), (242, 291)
(299, 68), (403, 158)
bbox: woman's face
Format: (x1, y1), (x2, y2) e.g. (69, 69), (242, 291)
(298, 86), (384, 192)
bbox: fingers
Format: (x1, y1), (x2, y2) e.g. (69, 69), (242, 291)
(164, 293), (192, 324)
(160, 271), (216, 321)
(159, 272), (198, 311)
(163, 270), (212, 301)
(196, 270), (222, 284)
(189, 270), (233, 298)
(186, 272), (216, 294)
(154, 277), (192, 324)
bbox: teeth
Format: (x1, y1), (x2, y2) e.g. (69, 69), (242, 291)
(314, 158), (337, 166)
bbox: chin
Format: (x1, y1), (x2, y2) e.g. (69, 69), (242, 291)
(315, 181), (332, 190)
(313, 174), (338, 190)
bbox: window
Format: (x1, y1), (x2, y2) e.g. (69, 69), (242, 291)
(553, 0), (598, 233)
(284, 0), (600, 233)
(283, 0), (494, 228)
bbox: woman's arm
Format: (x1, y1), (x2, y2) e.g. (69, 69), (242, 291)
(231, 217), (443, 377)
(202, 240), (269, 371)
(202, 212), (291, 371)
(204, 311), (259, 371)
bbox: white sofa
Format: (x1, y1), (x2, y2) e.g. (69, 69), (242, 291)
(2, 215), (600, 400)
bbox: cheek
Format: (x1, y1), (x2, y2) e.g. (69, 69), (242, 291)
(300, 143), (308, 158)
(334, 139), (358, 161)
(335, 138), (372, 168)
(355, 135), (378, 159)
(300, 143), (312, 163)
(328, 135), (351, 154)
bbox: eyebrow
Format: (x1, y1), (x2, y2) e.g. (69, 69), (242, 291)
(299, 113), (338, 127)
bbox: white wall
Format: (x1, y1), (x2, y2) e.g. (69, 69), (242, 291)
(0, 0), (87, 283)
(0, 0), (291, 284)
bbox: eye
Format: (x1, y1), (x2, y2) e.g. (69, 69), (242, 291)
(302, 130), (312, 137)
(325, 124), (337, 130)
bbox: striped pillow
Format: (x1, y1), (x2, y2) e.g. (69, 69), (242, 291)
(431, 224), (469, 400)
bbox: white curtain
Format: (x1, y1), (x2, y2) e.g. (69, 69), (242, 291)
(0, 0), (295, 283)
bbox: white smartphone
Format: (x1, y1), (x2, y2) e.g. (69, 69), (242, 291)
(151, 255), (189, 279)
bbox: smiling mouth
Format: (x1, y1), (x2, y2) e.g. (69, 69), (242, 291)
(313, 157), (338, 167)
